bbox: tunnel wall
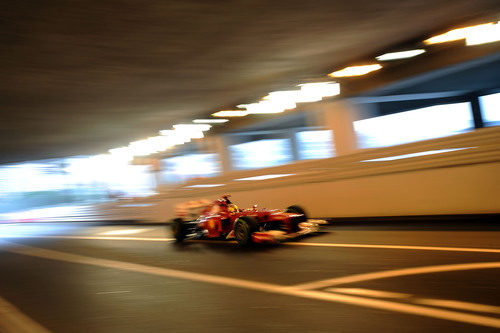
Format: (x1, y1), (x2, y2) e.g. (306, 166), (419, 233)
(104, 127), (500, 221)
(152, 161), (499, 220)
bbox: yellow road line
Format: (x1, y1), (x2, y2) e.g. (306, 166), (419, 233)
(327, 288), (411, 299)
(328, 288), (500, 314)
(0, 294), (50, 333)
(285, 242), (500, 253)
(4, 235), (500, 255)
(2, 241), (500, 329)
(293, 261), (500, 290)
(415, 299), (500, 315)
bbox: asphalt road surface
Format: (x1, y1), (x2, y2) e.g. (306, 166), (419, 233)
(0, 221), (499, 332)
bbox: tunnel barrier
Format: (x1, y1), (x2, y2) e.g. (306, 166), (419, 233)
(101, 127), (500, 221)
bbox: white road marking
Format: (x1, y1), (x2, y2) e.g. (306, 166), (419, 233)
(329, 288), (500, 314)
(4, 235), (500, 255)
(328, 288), (411, 299)
(415, 299), (500, 315)
(285, 242), (500, 253)
(99, 229), (149, 236)
(0, 294), (50, 333)
(3, 235), (174, 242)
(293, 262), (500, 290)
(2, 241), (500, 329)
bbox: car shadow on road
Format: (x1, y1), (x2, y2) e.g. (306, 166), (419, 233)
(169, 231), (329, 254)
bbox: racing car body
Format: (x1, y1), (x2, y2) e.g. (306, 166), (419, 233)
(171, 195), (326, 245)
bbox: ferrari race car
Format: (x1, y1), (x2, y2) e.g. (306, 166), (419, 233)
(171, 195), (326, 245)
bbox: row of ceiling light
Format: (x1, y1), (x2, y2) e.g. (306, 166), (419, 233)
(104, 20), (499, 162)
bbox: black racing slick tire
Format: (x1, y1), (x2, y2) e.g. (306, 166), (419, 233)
(171, 218), (187, 242)
(285, 205), (308, 232)
(233, 216), (257, 246)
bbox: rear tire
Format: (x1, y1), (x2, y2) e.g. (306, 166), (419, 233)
(233, 216), (257, 246)
(171, 218), (187, 242)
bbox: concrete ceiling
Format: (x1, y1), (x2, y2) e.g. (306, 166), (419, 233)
(1, 0), (499, 163)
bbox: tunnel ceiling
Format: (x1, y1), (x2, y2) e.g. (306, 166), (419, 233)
(1, 0), (499, 163)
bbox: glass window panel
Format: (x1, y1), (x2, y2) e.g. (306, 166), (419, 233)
(354, 102), (474, 149)
(162, 153), (220, 184)
(230, 139), (293, 170)
(296, 130), (335, 160)
(479, 92), (500, 127)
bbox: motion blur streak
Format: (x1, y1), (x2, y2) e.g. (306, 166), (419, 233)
(2, 241), (500, 329)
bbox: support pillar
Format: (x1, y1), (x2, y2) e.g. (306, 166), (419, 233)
(201, 135), (232, 174)
(315, 100), (376, 156)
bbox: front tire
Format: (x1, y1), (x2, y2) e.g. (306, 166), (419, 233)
(233, 216), (257, 246)
(171, 218), (187, 242)
(285, 205), (308, 232)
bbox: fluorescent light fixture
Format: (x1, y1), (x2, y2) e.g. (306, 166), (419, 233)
(193, 119), (229, 123)
(147, 135), (178, 151)
(376, 49), (426, 61)
(237, 101), (287, 114)
(329, 64), (382, 77)
(424, 22), (496, 44)
(262, 91), (298, 109)
(466, 22), (500, 45)
(298, 82), (340, 101)
(361, 148), (473, 162)
(158, 125), (209, 148)
(184, 184), (225, 188)
(234, 173), (294, 181)
(159, 129), (175, 136)
(128, 139), (158, 156)
(158, 130), (188, 145)
(212, 110), (249, 117)
(173, 124), (211, 131)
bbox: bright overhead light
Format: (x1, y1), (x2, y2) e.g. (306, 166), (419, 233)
(237, 101), (287, 114)
(329, 64), (382, 77)
(466, 22), (500, 46)
(193, 119), (229, 123)
(158, 130), (189, 144)
(376, 49), (426, 61)
(212, 110), (249, 117)
(262, 92), (298, 109)
(108, 147), (133, 161)
(263, 84), (340, 106)
(128, 139), (158, 156)
(146, 135), (179, 151)
(298, 82), (340, 101)
(235, 173), (295, 181)
(159, 126), (205, 143)
(424, 22), (497, 45)
(173, 124), (211, 131)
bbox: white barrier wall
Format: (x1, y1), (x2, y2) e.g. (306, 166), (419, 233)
(105, 127), (500, 222)
(152, 161), (499, 220)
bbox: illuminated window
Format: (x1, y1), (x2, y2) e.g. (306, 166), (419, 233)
(296, 130), (335, 160)
(162, 153), (220, 183)
(479, 92), (500, 127)
(354, 102), (474, 148)
(230, 139), (293, 170)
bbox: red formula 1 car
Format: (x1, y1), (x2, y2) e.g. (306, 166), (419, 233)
(171, 195), (326, 245)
